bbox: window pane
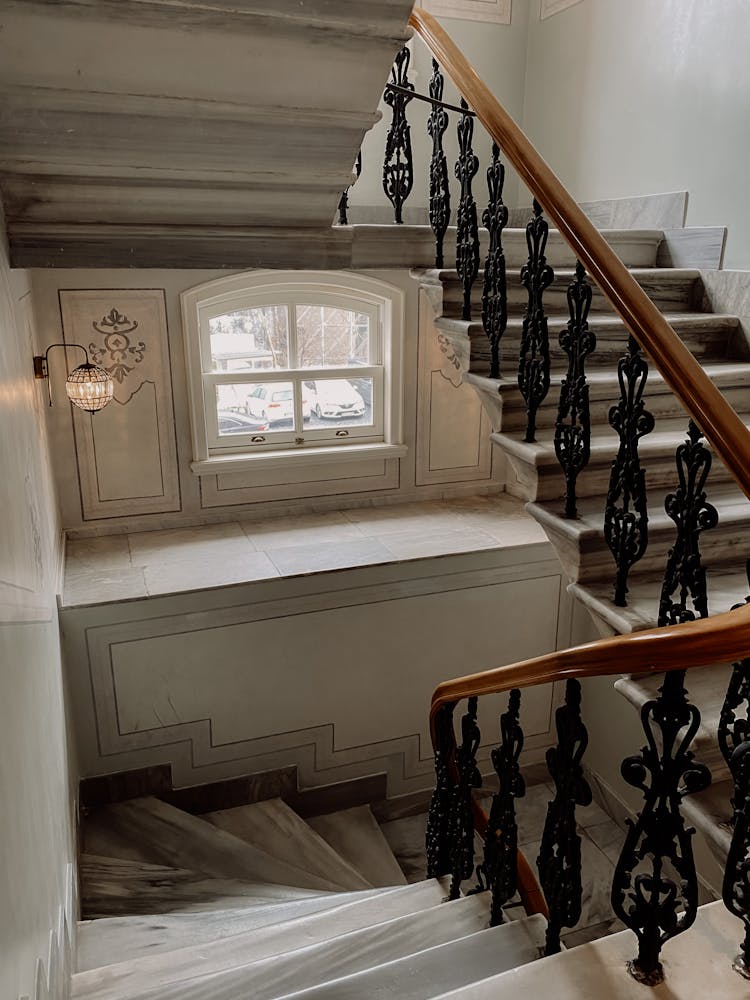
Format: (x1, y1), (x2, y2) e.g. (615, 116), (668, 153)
(295, 306), (370, 368)
(209, 306), (290, 372)
(216, 380), (307, 434)
(304, 378), (373, 428)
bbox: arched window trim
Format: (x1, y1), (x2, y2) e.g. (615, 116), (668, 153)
(181, 270), (406, 476)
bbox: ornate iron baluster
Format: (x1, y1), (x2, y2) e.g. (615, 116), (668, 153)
(723, 741), (750, 979)
(336, 150), (362, 226)
(426, 701), (457, 878)
(658, 420), (719, 627)
(518, 199), (554, 442)
(612, 669), (712, 984)
(554, 262), (595, 519)
(604, 335), (655, 606)
(718, 565), (750, 788)
(382, 46), (414, 224)
(474, 689), (525, 924)
(537, 678), (592, 955)
(481, 143), (509, 379)
(427, 59), (451, 268)
(449, 696), (482, 900)
(454, 99), (480, 322)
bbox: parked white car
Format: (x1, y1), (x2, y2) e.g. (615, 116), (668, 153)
(305, 379), (366, 419)
(244, 385), (311, 424)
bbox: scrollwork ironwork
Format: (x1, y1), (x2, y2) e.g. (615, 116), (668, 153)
(475, 689), (525, 924)
(518, 199), (554, 442)
(657, 420), (719, 627)
(537, 678), (592, 954)
(448, 696), (482, 900)
(425, 701), (457, 878)
(719, 564), (750, 792)
(481, 143), (509, 379)
(723, 741), (750, 979)
(554, 262), (595, 519)
(382, 46), (414, 224)
(454, 99), (480, 322)
(612, 669), (711, 984)
(427, 59), (451, 269)
(604, 335), (655, 606)
(337, 149), (361, 226)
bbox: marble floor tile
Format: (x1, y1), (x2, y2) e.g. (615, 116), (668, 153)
(379, 813), (428, 884)
(240, 510), (365, 549)
(515, 782), (555, 846)
(584, 820), (623, 867)
(266, 537), (393, 577)
(378, 528), (501, 560)
(128, 522), (253, 566)
(342, 501), (467, 536)
(561, 917), (624, 949)
(63, 566), (148, 607)
(66, 534), (131, 572)
(143, 551), (279, 596)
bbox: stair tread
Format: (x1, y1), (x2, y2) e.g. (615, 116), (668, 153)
(79, 854), (325, 919)
(270, 915), (546, 1000)
(71, 878), (453, 1000)
(307, 806), (408, 888)
(683, 778), (734, 860)
(438, 311), (736, 335)
(82, 797), (342, 893)
(431, 901), (745, 999)
(205, 798), (371, 892)
(76, 891), (384, 971)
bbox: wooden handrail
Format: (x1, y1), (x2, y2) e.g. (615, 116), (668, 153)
(410, 8), (750, 501)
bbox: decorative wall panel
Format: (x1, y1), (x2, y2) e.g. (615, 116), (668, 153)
(59, 289), (180, 519)
(419, 0), (511, 24)
(416, 289), (492, 485)
(540, 0), (584, 19)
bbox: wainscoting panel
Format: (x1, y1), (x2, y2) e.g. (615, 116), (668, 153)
(61, 545), (571, 795)
(59, 289), (180, 519)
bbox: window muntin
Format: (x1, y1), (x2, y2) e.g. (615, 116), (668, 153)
(200, 291), (382, 453)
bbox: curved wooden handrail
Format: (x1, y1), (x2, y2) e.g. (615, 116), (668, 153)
(410, 7), (750, 500)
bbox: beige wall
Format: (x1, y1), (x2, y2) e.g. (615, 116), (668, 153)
(0, 219), (75, 1000)
(521, 0), (750, 268)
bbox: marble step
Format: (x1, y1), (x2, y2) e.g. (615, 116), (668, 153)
(204, 798), (371, 891)
(79, 854), (324, 919)
(495, 416), (748, 504)
(82, 796), (343, 892)
(468, 360), (750, 436)
(307, 806), (408, 888)
(452, 312), (738, 374)
(431, 267), (703, 319)
(76, 892), (384, 971)
(272, 915), (546, 1000)
(71, 878), (452, 1000)
(682, 778), (734, 865)
(528, 484), (750, 587)
(569, 566), (748, 638)
(431, 902), (747, 999)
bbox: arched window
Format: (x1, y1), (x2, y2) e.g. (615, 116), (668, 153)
(181, 271), (406, 474)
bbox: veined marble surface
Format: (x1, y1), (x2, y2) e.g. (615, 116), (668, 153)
(62, 494), (547, 607)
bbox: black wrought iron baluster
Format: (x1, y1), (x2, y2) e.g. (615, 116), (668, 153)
(383, 46), (414, 224)
(427, 59), (451, 268)
(454, 98), (480, 322)
(481, 143), (509, 379)
(612, 669), (712, 985)
(426, 701), (457, 878)
(448, 696), (482, 900)
(657, 420), (719, 628)
(723, 741), (750, 980)
(604, 335), (655, 606)
(336, 150), (362, 226)
(474, 689), (525, 924)
(721, 658), (750, 785)
(537, 678), (592, 955)
(518, 199), (554, 442)
(554, 262), (595, 519)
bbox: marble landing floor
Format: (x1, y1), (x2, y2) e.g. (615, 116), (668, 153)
(62, 494), (547, 607)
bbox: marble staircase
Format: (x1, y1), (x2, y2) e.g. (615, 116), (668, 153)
(415, 224), (750, 875)
(73, 791), (746, 999)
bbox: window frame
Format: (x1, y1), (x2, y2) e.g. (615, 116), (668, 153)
(181, 271), (406, 476)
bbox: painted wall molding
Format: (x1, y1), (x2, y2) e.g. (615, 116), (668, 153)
(418, 0), (511, 25)
(540, 0), (584, 19)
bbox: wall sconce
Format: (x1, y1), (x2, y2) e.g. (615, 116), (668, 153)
(33, 343), (114, 413)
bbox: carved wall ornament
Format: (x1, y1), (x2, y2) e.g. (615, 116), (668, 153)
(89, 307), (147, 386)
(436, 332), (465, 387)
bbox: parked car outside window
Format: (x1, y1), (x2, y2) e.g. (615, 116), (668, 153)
(304, 379), (366, 419)
(244, 385), (311, 424)
(217, 410), (269, 434)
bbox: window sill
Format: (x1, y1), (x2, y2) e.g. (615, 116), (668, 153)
(190, 442), (408, 477)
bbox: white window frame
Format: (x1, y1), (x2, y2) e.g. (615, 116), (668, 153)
(181, 271), (406, 476)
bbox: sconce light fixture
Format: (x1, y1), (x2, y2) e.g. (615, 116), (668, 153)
(33, 343), (114, 413)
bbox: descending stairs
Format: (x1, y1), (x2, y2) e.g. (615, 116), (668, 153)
(415, 224), (750, 878)
(74, 793), (745, 999)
